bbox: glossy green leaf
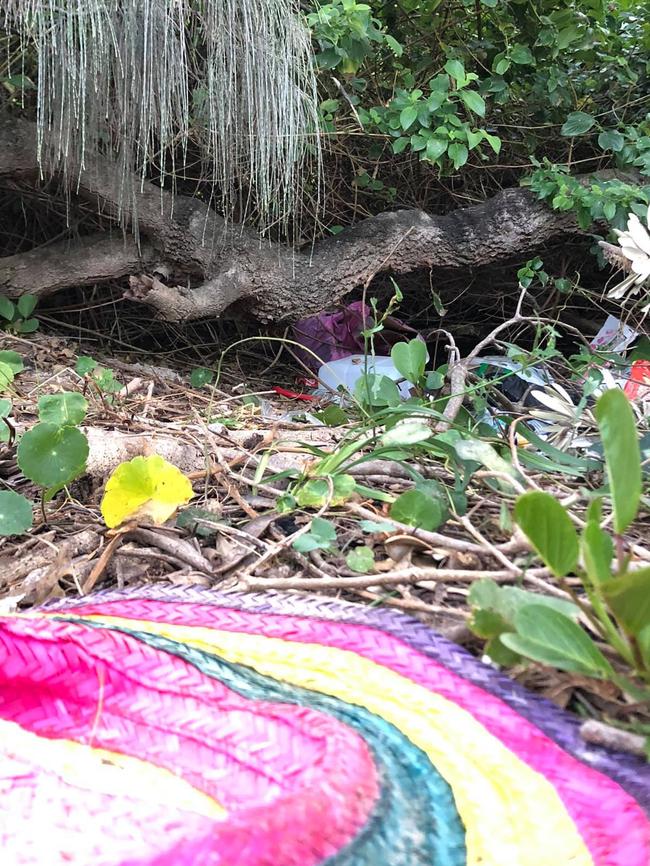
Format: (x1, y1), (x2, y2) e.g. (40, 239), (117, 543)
(190, 367), (214, 388)
(602, 568), (650, 636)
(444, 58), (465, 85)
(0, 490), (33, 536)
(295, 474), (356, 507)
(400, 105), (418, 130)
(293, 517), (337, 553)
(514, 491), (579, 577)
(469, 577), (579, 625)
(38, 392), (88, 426)
(556, 25), (581, 49)
(482, 131), (501, 154)
(354, 373), (402, 408)
(346, 545), (375, 573)
(425, 370), (444, 390)
(460, 89), (485, 116)
(0, 351), (24, 374)
(389, 488), (445, 531)
(561, 111), (595, 136)
(0, 297), (15, 321)
(509, 44), (535, 65)
(391, 339), (427, 384)
(594, 389), (641, 533)
(380, 420), (431, 447)
(502, 605), (613, 677)
(313, 405), (349, 427)
(597, 130), (625, 152)
(484, 635), (523, 666)
(17, 295), (38, 318)
(0, 362), (14, 390)
(17, 423), (88, 489)
(448, 142), (468, 169)
(75, 356), (97, 376)
(581, 519), (614, 585)
(424, 137), (447, 162)
(392, 136), (410, 154)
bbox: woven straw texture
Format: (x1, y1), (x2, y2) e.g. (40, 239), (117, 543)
(0, 586), (648, 865)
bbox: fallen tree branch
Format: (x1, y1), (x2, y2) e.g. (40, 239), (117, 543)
(0, 235), (153, 299)
(239, 565), (549, 591)
(0, 117), (622, 323)
(580, 719), (648, 758)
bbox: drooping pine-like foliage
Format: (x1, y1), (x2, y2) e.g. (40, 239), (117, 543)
(4, 0), (320, 234)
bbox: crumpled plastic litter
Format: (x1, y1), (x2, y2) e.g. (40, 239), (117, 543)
(316, 354), (417, 403)
(292, 301), (421, 373)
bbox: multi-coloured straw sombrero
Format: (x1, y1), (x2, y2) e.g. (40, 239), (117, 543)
(1, 586), (649, 865)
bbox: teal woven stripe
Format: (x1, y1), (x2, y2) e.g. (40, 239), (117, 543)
(90, 621), (466, 866)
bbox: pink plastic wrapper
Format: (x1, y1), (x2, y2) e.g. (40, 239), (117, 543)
(292, 301), (421, 372)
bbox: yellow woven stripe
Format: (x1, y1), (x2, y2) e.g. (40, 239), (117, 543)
(0, 717), (226, 819)
(84, 615), (593, 866)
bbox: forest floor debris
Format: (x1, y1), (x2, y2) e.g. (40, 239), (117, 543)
(1, 324), (649, 740)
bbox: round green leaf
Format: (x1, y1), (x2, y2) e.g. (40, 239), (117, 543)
(38, 392), (88, 426)
(0, 297), (15, 321)
(0, 490), (33, 536)
(17, 318), (39, 333)
(346, 546), (375, 573)
(75, 356), (97, 376)
(0, 351), (24, 374)
(390, 339), (427, 384)
(190, 367), (214, 388)
(354, 373), (401, 408)
(514, 491), (579, 577)
(509, 44), (535, 65)
(17, 423), (89, 488)
(390, 489), (445, 531)
(17, 295), (38, 318)
(598, 130), (625, 152)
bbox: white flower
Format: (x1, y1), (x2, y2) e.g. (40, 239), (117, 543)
(604, 205), (650, 304)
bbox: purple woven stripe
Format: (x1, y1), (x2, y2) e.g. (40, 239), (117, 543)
(47, 585), (650, 812)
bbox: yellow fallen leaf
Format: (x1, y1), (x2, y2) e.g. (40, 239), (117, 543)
(101, 455), (193, 529)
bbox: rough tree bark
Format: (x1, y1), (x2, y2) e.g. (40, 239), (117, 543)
(0, 118), (590, 323)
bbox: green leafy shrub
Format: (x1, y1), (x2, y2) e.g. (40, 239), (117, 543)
(0, 389), (91, 537)
(525, 161), (650, 230)
(17, 392), (89, 499)
(76, 356), (122, 401)
(0, 295), (39, 334)
(470, 388), (650, 697)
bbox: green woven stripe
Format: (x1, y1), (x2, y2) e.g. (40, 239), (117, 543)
(71, 618), (466, 866)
